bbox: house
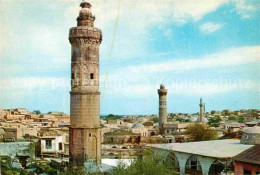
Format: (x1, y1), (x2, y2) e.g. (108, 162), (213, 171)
(163, 123), (189, 134)
(3, 128), (19, 141)
(103, 131), (140, 144)
(15, 108), (29, 115)
(40, 130), (68, 157)
(233, 144), (260, 175)
(3, 127), (39, 141)
(245, 120), (259, 127)
(40, 136), (64, 157)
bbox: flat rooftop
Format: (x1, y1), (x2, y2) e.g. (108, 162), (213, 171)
(148, 139), (253, 159)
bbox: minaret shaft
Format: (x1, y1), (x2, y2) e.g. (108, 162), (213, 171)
(158, 84), (168, 134)
(200, 98), (203, 122)
(69, 1), (102, 164)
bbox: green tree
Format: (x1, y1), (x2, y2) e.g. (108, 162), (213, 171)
(176, 118), (190, 123)
(185, 123), (218, 141)
(238, 116), (245, 123)
(208, 116), (222, 127)
(110, 148), (176, 175)
(151, 117), (159, 123)
(105, 114), (122, 120)
(228, 116), (236, 121)
(33, 110), (41, 115)
(60, 165), (101, 175)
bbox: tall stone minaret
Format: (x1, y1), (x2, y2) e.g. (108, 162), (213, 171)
(158, 84), (168, 134)
(199, 98), (204, 122)
(69, 1), (102, 164)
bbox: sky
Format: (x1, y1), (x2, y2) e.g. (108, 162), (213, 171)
(0, 0), (259, 115)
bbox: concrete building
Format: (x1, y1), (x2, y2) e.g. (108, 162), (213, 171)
(158, 84), (168, 134)
(149, 139), (254, 175)
(69, 1), (102, 164)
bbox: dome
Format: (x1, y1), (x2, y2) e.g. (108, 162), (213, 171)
(132, 123), (144, 129)
(204, 118), (208, 122)
(241, 126), (260, 145)
(244, 126), (260, 134)
(126, 123), (134, 128)
(190, 116), (198, 122)
(138, 117), (147, 122)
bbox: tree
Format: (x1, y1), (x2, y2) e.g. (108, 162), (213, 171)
(33, 110), (41, 115)
(105, 114), (122, 120)
(185, 123), (218, 141)
(151, 117), (159, 123)
(110, 148), (176, 175)
(176, 118), (190, 123)
(228, 116), (236, 121)
(238, 116), (245, 123)
(208, 116), (222, 127)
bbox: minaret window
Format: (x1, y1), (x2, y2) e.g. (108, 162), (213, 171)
(90, 73), (94, 79)
(71, 73), (75, 79)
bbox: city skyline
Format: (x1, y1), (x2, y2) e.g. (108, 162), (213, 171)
(1, 0), (259, 115)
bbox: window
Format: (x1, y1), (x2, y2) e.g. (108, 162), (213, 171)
(45, 140), (52, 149)
(90, 73), (94, 79)
(244, 170), (251, 175)
(71, 73), (75, 79)
(89, 133), (91, 137)
(59, 142), (63, 150)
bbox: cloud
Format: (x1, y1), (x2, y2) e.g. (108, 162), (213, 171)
(200, 22), (223, 34)
(164, 29), (173, 37)
(99, 45), (260, 97)
(0, 77), (69, 92)
(171, 0), (227, 24)
(232, 0), (260, 18)
(104, 78), (259, 97)
(118, 46), (260, 74)
(2, 76), (257, 99)
(64, 0), (228, 29)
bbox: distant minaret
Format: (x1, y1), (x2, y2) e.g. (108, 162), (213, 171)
(158, 84), (168, 134)
(69, 1), (102, 164)
(199, 98), (204, 122)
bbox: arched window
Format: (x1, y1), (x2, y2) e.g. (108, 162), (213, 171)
(150, 132), (155, 136)
(185, 155), (202, 174)
(165, 152), (179, 170)
(90, 73), (94, 79)
(209, 160), (225, 175)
